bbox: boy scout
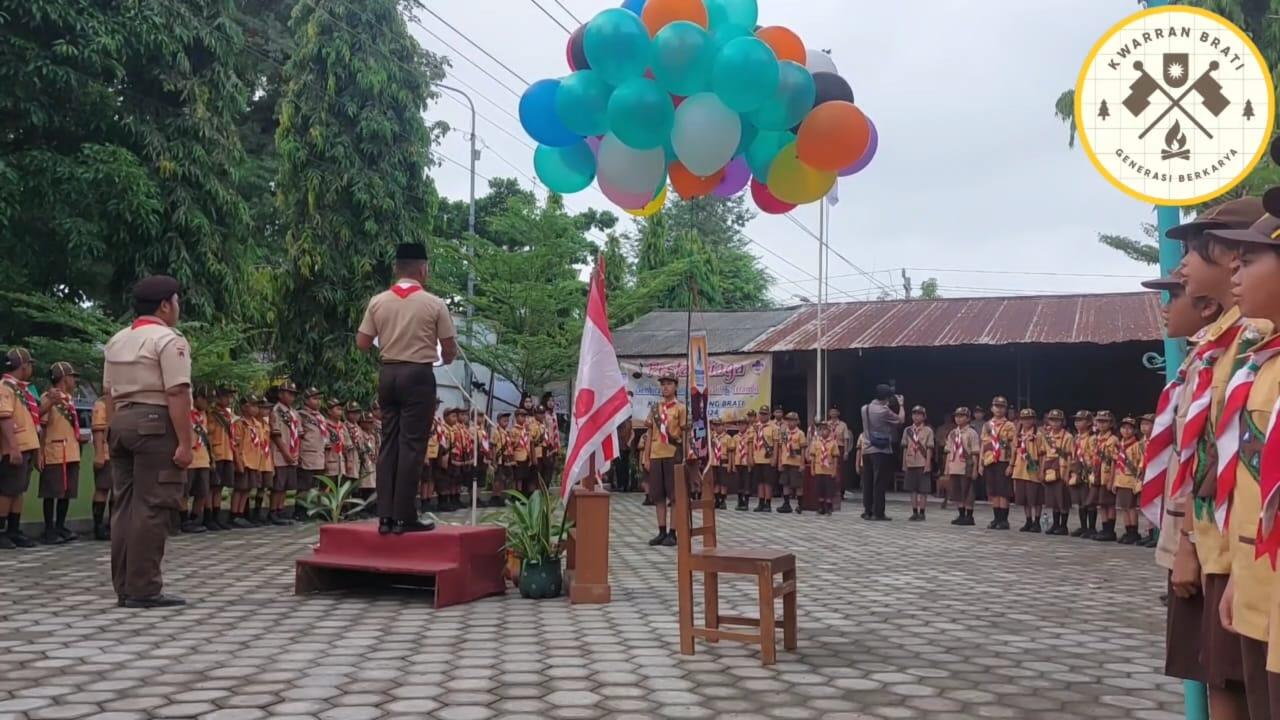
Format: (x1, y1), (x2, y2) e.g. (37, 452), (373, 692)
(343, 401), (363, 489)
(1069, 411), (1095, 538)
(324, 398), (349, 481)
(944, 407), (980, 526)
(356, 413), (377, 498)
(734, 413), (753, 511)
(444, 408), (468, 511)
(1139, 413), (1158, 547)
(491, 412), (512, 506)
(826, 407), (852, 497)
(981, 396), (1016, 530)
(38, 361), (82, 545)
(751, 404), (779, 512)
(778, 411), (806, 515)
(1092, 411), (1120, 542)
(422, 400), (444, 512)
(1009, 408), (1044, 533)
(1040, 410), (1073, 536)
(902, 406), (934, 522)
(253, 397), (275, 524)
(296, 388), (327, 520)
(810, 421), (841, 515)
(102, 275), (193, 607)
(511, 408), (533, 496)
(206, 387), (237, 530)
(0, 347), (40, 549)
(91, 392), (112, 540)
(708, 419), (731, 510)
(229, 396), (260, 528)
(643, 374), (687, 546)
(181, 389), (211, 534)
(1113, 416), (1143, 545)
(269, 382), (300, 526)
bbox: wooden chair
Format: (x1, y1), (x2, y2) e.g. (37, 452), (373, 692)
(673, 464), (797, 665)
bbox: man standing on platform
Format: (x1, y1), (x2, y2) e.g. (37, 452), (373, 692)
(357, 243), (457, 535)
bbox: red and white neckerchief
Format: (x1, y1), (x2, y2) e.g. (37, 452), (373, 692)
(1254, 390), (1280, 566)
(131, 316), (166, 330)
(951, 428), (966, 459)
(277, 404), (301, 457)
(1140, 360), (1191, 526)
(988, 419), (1008, 462)
(389, 280), (422, 299)
(1116, 437), (1139, 477)
(479, 428), (490, 454)
(215, 407), (238, 451)
(658, 401), (674, 445)
(1215, 334), (1280, 530)
(1171, 321), (1245, 499)
(2, 374), (38, 422)
(516, 424), (529, 451)
(813, 437), (831, 468)
(544, 411), (560, 450)
(753, 423), (765, 453)
(190, 410), (206, 451)
(326, 420), (344, 455)
(907, 425), (927, 457)
(712, 434), (725, 465)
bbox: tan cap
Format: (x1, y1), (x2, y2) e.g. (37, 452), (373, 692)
(1096, 410), (1114, 422)
(1074, 410), (1093, 421)
(5, 347), (33, 371)
(1167, 196), (1265, 241)
(1018, 408), (1037, 420)
(49, 361), (78, 381)
(1046, 409), (1065, 421)
(952, 406), (971, 417)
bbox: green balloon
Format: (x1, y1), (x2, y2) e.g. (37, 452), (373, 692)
(534, 141), (596, 194)
(608, 78), (674, 150)
(651, 21), (715, 97)
(737, 114), (759, 155)
(556, 70), (613, 137)
(583, 8), (650, 85)
(711, 36), (779, 112)
(749, 61), (816, 131)
(746, 130), (793, 182)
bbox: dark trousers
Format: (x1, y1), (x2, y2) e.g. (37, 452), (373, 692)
(109, 404), (183, 600)
(863, 453), (892, 517)
(613, 450), (632, 491)
(377, 363), (436, 523)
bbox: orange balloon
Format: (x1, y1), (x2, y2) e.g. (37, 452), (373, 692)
(796, 101), (872, 173)
(641, 0), (708, 37)
(669, 161), (724, 199)
(755, 26), (806, 64)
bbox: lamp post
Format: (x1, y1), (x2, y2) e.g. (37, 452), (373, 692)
(439, 82), (478, 401)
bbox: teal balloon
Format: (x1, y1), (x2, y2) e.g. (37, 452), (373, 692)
(608, 78), (674, 150)
(534, 141), (596, 193)
(711, 37), (779, 112)
(671, 92), (740, 176)
(747, 130), (793, 182)
(736, 115), (758, 155)
(556, 70), (613, 137)
(651, 21), (715, 97)
(706, 0), (757, 32)
(584, 8), (650, 85)
(709, 23), (751, 52)
(749, 61), (815, 131)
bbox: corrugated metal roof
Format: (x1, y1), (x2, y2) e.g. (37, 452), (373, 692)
(614, 308), (799, 357)
(744, 292), (1162, 352)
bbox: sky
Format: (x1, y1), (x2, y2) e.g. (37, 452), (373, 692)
(412, 0), (1161, 304)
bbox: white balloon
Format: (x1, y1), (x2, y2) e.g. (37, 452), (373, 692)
(805, 49), (838, 75)
(597, 133), (667, 195)
(671, 93), (741, 177)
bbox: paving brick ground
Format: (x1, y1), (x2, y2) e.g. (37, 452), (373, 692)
(0, 494), (1181, 719)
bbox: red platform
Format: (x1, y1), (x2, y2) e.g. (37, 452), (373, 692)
(295, 521), (506, 608)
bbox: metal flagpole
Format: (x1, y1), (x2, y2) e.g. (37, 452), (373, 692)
(816, 203), (825, 418)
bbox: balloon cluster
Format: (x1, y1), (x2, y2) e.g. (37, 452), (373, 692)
(521, 0), (877, 217)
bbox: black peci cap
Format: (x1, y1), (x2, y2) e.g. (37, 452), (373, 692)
(395, 243), (428, 261)
(132, 275), (181, 303)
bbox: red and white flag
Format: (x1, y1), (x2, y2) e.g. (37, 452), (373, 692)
(561, 257), (632, 501)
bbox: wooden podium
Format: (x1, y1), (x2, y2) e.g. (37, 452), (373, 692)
(565, 474), (611, 604)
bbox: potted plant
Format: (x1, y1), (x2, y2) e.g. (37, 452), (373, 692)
(302, 476), (372, 523)
(484, 485), (573, 599)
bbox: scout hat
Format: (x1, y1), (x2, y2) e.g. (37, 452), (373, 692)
(991, 396), (1009, 407)
(241, 393), (260, 406)
(497, 412), (512, 420)
(1205, 202), (1280, 247)
(1140, 273), (1184, 292)
(1141, 413), (1156, 424)
(1095, 410), (1114, 422)
(758, 404), (770, 414)
(132, 275), (181, 302)
(784, 411), (799, 421)
(1120, 416), (1137, 427)
(302, 386), (322, 399)
(1074, 410), (1093, 421)
(48, 361), (78, 382)
(657, 373), (679, 384)
(952, 406), (971, 418)
(911, 405), (926, 415)
(326, 397), (343, 409)
(345, 401), (361, 413)
(1018, 408), (1036, 420)
(358, 412), (373, 424)
(395, 243), (428, 260)
(1166, 196), (1265, 241)
(1045, 409), (1065, 422)
(277, 380), (299, 394)
(4, 347), (33, 372)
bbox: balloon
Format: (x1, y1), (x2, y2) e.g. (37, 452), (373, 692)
(712, 155), (751, 197)
(587, 135), (603, 155)
(755, 26), (805, 64)
(746, 129), (793, 181)
(626, 185), (668, 217)
(711, 36), (779, 112)
(584, 8), (651, 85)
(751, 178), (795, 214)
(706, 0), (757, 32)
(519, 79), (580, 147)
(599, 174), (656, 209)
(736, 116), (758, 155)
(621, 0), (647, 14)
(607, 78), (674, 149)
(748, 60), (815, 131)
(669, 160), (724, 199)
(534, 141), (596, 193)
(709, 23), (752, 50)
(641, 0), (708, 37)
(840, 116), (878, 176)
(556, 70), (613, 137)
(797, 101), (871, 172)
(567, 25), (590, 71)
(597, 132), (667, 195)
(651, 21), (715, 97)
(767, 141), (835, 204)
(671, 92), (741, 176)
(805, 48), (837, 75)
(811, 71), (854, 106)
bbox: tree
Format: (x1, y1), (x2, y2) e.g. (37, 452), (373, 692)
(1099, 222), (1160, 265)
(273, 0), (447, 400)
(918, 278), (942, 299)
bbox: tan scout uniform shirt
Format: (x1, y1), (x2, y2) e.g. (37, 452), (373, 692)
(781, 427), (806, 467)
(902, 425), (933, 469)
(102, 320), (191, 408)
(1071, 432), (1094, 486)
(208, 406), (235, 463)
(981, 417), (1016, 467)
(708, 431), (730, 468)
(1157, 354), (1199, 571)
(92, 398), (110, 463)
(254, 418), (274, 473)
(944, 426), (980, 477)
(0, 377), (39, 453)
(270, 403), (300, 467)
(189, 410), (211, 470)
(358, 280), (456, 363)
(647, 400), (687, 461)
(298, 409), (327, 472)
(1094, 432), (1119, 489)
(1113, 438), (1142, 492)
(344, 422), (361, 476)
(810, 437), (840, 476)
(232, 417), (258, 471)
(41, 390), (81, 465)
(752, 422), (779, 465)
(1011, 430), (1044, 482)
(1040, 429), (1072, 483)
(1229, 351), (1280, 643)
(734, 430), (751, 468)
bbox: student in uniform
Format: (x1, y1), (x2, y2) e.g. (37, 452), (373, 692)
(1069, 411), (1095, 537)
(37, 361), (82, 545)
(1138, 413), (1159, 547)
(944, 407), (981, 526)
(981, 396), (1016, 530)
(444, 408), (468, 511)
(1113, 416), (1144, 545)
(267, 383), (300, 526)
(422, 400), (444, 512)
(810, 421), (840, 515)
(181, 388), (211, 534)
(491, 412), (512, 506)
(643, 374), (687, 546)
(254, 397), (276, 524)
(527, 409), (546, 488)
(1040, 410), (1073, 536)
(902, 406), (934, 522)
(356, 412), (377, 510)
(0, 347), (40, 549)
(1092, 411), (1120, 542)
(511, 408), (534, 496)
(295, 388), (327, 521)
(474, 414), (492, 504)
(778, 411), (806, 514)
(751, 404), (779, 513)
(769, 405), (786, 499)
(229, 396), (259, 529)
(343, 401), (363, 492)
(934, 414), (956, 510)
(91, 393), (112, 540)
(734, 414), (753, 511)
(708, 419), (731, 510)
(323, 398), (348, 484)
(1009, 408), (1044, 533)
(206, 387), (237, 530)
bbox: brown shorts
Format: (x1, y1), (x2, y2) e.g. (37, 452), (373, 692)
(1202, 574), (1246, 689)
(272, 465), (297, 492)
(186, 467), (210, 500)
(296, 468), (317, 494)
(1097, 486), (1117, 509)
(948, 474), (974, 504)
(732, 467), (749, 494)
(752, 463), (776, 494)
(984, 463), (1012, 499)
(780, 466), (803, 491)
(1068, 483), (1086, 509)
(38, 461), (80, 499)
(1043, 481), (1068, 512)
(1241, 635), (1272, 718)
(648, 457), (677, 504)
(903, 467), (930, 494)
(1014, 479), (1043, 507)
(94, 463), (112, 492)
(0, 450), (33, 497)
(1165, 572), (1205, 683)
(1270, 673), (1280, 720)
(233, 469), (255, 491)
(212, 460), (235, 488)
(1115, 487), (1136, 510)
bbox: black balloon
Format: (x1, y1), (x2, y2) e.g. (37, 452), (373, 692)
(1271, 134), (1280, 166)
(1264, 186), (1280, 217)
(812, 71), (854, 107)
(569, 24), (590, 71)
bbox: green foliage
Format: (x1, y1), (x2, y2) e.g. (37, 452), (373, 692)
(1054, 89), (1076, 149)
(918, 278), (941, 300)
(303, 475), (372, 523)
(482, 486), (573, 561)
(1098, 222), (1160, 265)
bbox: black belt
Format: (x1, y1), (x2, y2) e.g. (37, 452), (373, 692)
(1166, 510), (1185, 518)
(1238, 535), (1256, 546)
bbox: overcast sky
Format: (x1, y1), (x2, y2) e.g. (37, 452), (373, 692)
(413, 0), (1159, 303)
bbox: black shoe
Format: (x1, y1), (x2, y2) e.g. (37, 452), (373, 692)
(1118, 531), (1139, 545)
(180, 520), (207, 534)
(873, 515), (891, 521)
(203, 519), (223, 532)
(648, 531), (667, 546)
(1094, 530), (1118, 542)
(1069, 526), (1087, 537)
(393, 519), (435, 534)
(994, 521), (1011, 530)
(117, 595), (126, 607)
(1018, 520), (1032, 532)
(1030, 521), (1042, 534)
(795, 504), (803, 515)
(40, 529), (67, 545)
(1142, 533), (1158, 547)
(987, 519), (999, 529)
(754, 502), (768, 513)
(124, 594), (186, 609)
(231, 517), (254, 529)
(961, 516), (976, 526)
(0, 534), (14, 550)
(57, 527), (78, 542)
(777, 501), (793, 514)
(661, 530), (677, 547)
(378, 518), (394, 535)
(951, 514), (963, 525)
(642, 497), (655, 506)
(93, 525), (110, 541)
(10, 532), (37, 548)
(736, 500), (749, 511)
(270, 513), (294, 526)
(861, 512), (872, 520)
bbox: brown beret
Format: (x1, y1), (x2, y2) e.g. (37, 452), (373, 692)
(132, 275), (181, 303)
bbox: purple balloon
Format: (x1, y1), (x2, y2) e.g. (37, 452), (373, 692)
(712, 155), (751, 197)
(839, 117), (877, 176)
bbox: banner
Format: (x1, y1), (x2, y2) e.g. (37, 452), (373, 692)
(688, 332), (709, 462)
(622, 353), (771, 424)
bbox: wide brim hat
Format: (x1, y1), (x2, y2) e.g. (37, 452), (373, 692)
(1167, 196), (1265, 241)
(1018, 408), (1037, 420)
(952, 407), (971, 417)
(1046, 409), (1065, 421)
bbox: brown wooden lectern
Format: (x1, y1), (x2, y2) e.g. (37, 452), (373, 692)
(565, 471), (611, 604)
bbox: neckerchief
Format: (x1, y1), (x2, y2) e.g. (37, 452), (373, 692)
(276, 404), (301, 457)
(131, 316), (166, 330)
(1255, 390), (1280, 566)
(326, 419), (344, 455)
(1116, 437), (1140, 477)
(1213, 334), (1280, 529)
(47, 389), (79, 435)
(987, 419), (1009, 462)
(1017, 429), (1039, 472)
(658, 401), (673, 445)
(951, 428), (966, 460)
(1141, 361), (1190, 526)
(907, 425), (926, 457)
(2, 374), (38, 422)
(1173, 319), (1246, 499)
(389, 279), (422, 299)
(190, 410), (209, 451)
(213, 406), (237, 450)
